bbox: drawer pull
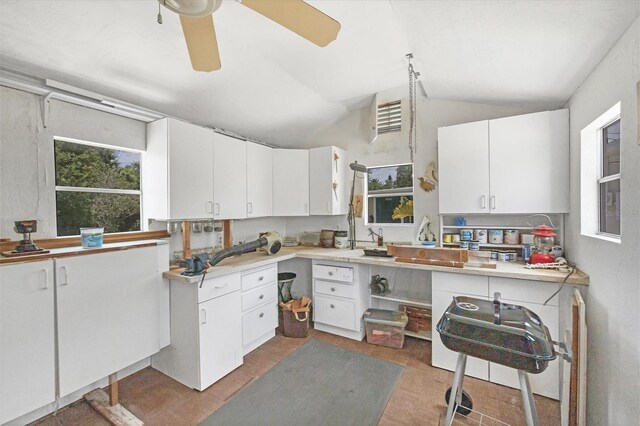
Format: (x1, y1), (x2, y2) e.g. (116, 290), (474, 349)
(259, 294), (264, 299)
(331, 287), (335, 292)
(259, 312), (264, 318)
(330, 304), (335, 309)
(328, 271), (333, 276)
(213, 283), (228, 289)
(259, 276), (264, 281)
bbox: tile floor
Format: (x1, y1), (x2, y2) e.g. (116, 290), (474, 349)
(31, 329), (559, 425)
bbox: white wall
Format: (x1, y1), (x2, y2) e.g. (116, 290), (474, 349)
(564, 17), (640, 426)
(0, 86), (146, 238)
(277, 88), (538, 245)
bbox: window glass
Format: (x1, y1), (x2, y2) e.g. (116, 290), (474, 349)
(602, 120), (620, 176)
(54, 140), (141, 236)
(55, 141), (140, 190)
(365, 164), (414, 224)
(599, 179), (621, 235)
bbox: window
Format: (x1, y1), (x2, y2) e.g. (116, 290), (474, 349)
(580, 101), (621, 241)
(599, 119), (620, 236)
(54, 138), (142, 236)
(365, 163), (414, 225)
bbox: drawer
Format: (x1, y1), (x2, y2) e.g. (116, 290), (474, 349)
(489, 277), (559, 306)
(242, 283), (278, 312)
(242, 302), (278, 345)
(315, 280), (355, 299)
(313, 264), (353, 283)
(314, 295), (357, 331)
(241, 265), (277, 292)
(199, 273), (241, 303)
(432, 272), (488, 297)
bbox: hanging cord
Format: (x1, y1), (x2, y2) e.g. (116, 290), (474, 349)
(543, 263), (576, 305)
(407, 54), (419, 163)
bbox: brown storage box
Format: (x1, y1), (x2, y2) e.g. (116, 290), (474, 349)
(401, 305), (432, 334)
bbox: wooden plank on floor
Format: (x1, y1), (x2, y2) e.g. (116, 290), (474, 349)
(84, 388), (143, 426)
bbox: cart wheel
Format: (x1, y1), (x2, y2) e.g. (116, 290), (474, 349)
(445, 387), (473, 416)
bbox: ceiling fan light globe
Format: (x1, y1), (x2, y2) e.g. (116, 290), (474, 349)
(160, 0), (222, 17)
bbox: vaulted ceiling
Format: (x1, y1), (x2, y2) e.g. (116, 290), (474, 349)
(0, 0), (638, 145)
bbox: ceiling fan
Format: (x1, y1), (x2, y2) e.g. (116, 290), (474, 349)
(158, 0), (341, 72)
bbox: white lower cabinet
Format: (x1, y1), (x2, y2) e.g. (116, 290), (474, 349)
(241, 264), (278, 355)
(312, 260), (369, 340)
(431, 272), (490, 380)
(431, 272), (562, 400)
(488, 277), (560, 400)
(0, 261), (56, 425)
(56, 247), (163, 397)
(199, 291), (243, 388)
(153, 273), (243, 391)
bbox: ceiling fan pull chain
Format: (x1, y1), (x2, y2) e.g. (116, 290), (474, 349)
(407, 54), (416, 163)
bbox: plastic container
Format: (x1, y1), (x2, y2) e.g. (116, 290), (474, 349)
(334, 230), (348, 248)
(363, 309), (408, 349)
(277, 272), (296, 303)
(80, 227), (104, 248)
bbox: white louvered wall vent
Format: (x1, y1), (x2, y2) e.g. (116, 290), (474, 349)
(377, 100), (402, 135)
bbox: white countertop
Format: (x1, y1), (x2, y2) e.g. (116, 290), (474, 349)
(164, 246), (589, 285)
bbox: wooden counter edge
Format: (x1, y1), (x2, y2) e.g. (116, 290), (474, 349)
(0, 242), (162, 265)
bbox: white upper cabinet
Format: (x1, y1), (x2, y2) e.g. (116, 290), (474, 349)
(213, 133), (247, 220)
(489, 110), (569, 213)
(438, 120), (491, 214)
(309, 146), (347, 215)
(273, 149), (309, 216)
(246, 142), (273, 218)
(438, 109), (569, 215)
(143, 118), (214, 221)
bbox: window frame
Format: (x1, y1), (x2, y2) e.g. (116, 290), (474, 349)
(597, 118), (621, 238)
(580, 102), (621, 242)
(363, 162), (414, 226)
(53, 136), (144, 237)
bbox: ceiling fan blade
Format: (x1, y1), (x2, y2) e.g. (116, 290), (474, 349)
(240, 0), (341, 47)
(179, 15), (221, 72)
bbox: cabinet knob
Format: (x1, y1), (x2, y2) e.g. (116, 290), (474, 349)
(328, 271), (333, 276)
(330, 304), (335, 309)
(259, 276), (264, 281)
(259, 294), (264, 299)
(331, 287), (335, 292)
(259, 312), (264, 318)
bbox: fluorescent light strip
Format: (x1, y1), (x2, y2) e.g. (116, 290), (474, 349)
(45, 79), (104, 101)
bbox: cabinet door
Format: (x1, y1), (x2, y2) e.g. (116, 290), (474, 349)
(273, 149), (309, 216)
(0, 261), (55, 424)
(432, 290), (489, 380)
(431, 272), (489, 380)
(489, 109), (569, 213)
(198, 291), (243, 390)
(246, 142), (273, 218)
(489, 300), (560, 400)
(56, 248), (161, 396)
(438, 120), (490, 214)
(168, 118), (215, 219)
(214, 133), (247, 219)
(309, 146), (346, 215)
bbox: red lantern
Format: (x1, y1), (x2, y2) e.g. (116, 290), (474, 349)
(529, 224), (557, 264)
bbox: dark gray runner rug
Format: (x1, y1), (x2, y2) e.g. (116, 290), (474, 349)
(200, 339), (404, 426)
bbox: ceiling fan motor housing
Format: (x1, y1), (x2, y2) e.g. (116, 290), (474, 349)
(160, 0), (223, 17)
